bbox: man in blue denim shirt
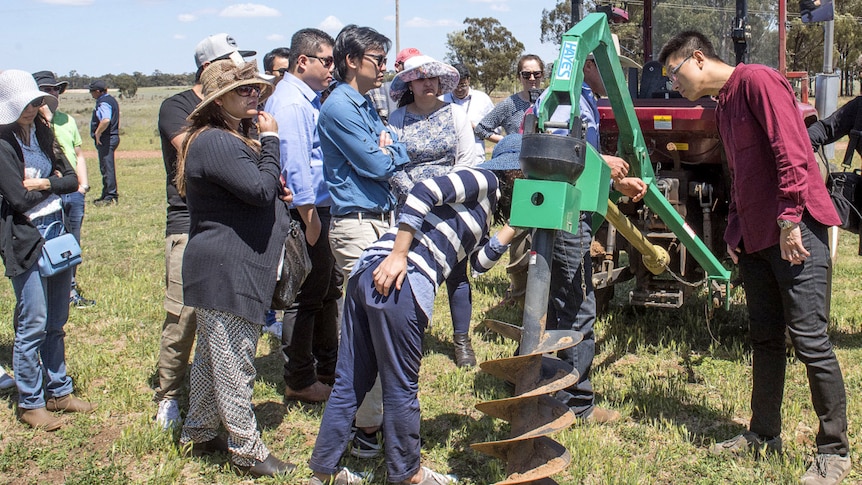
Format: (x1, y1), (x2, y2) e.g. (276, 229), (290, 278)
(318, 24), (409, 459)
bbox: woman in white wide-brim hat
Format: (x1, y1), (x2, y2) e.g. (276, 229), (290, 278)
(0, 69), (94, 431)
(386, 55), (482, 369)
(175, 58), (295, 478)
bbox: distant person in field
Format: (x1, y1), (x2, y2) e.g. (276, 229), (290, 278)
(175, 58), (294, 478)
(263, 28), (341, 404)
(88, 79), (120, 206)
(318, 24), (410, 460)
(0, 70), (95, 431)
(309, 167), (514, 485)
(154, 33), (256, 430)
(660, 31), (850, 485)
(33, 70), (96, 309)
(264, 47), (291, 84)
(386, 55), (480, 367)
(367, 47), (421, 124)
(441, 62), (495, 164)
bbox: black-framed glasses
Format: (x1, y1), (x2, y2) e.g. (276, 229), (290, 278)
(668, 54), (693, 81)
(29, 98), (45, 108)
(39, 86), (60, 94)
(363, 53), (387, 69)
(520, 70), (543, 80)
(306, 55), (334, 69)
(234, 85), (262, 97)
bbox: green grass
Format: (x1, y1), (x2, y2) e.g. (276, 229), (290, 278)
(0, 87), (859, 483)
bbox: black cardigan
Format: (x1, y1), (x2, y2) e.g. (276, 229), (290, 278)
(0, 128), (78, 277)
(181, 129), (290, 325)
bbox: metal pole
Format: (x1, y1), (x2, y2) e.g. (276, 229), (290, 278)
(395, 0), (400, 55)
(778, 0), (786, 74)
(823, 20), (834, 74)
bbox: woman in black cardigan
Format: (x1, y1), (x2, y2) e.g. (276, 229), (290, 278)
(0, 70), (93, 431)
(175, 58), (293, 478)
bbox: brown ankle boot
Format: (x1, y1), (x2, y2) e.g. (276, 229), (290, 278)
(19, 407), (62, 431)
(453, 333), (477, 367)
(46, 394), (95, 414)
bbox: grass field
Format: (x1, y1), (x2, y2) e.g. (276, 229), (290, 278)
(0, 86), (859, 484)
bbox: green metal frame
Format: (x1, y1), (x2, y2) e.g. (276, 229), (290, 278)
(534, 12), (731, 295)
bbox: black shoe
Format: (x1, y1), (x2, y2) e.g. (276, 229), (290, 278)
(235, 454), (296, 478)
(453, 333), (477, 367)
(93, 198), (118, 207)
(190, 435), (229, 457)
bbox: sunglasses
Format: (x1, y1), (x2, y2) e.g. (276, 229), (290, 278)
(40, 86), (60, 94)
(274, 67), (289, 76)
(520, 70), (543, 80)
(306, 55), (335, 69)
(234, 85), (262, 97)
(29, 98), (45, 108)
(363, 53), (387, 69)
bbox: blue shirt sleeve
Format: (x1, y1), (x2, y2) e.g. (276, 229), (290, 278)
(96, 100), (112, 121)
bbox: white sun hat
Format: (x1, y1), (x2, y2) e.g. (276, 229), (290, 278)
(0, 70), (59, 125)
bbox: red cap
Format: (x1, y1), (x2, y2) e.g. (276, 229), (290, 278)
(395, 47), (422, 65)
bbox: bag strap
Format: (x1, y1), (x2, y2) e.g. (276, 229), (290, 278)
(841, 102), (862, 170)
(42, 220), (66, 240)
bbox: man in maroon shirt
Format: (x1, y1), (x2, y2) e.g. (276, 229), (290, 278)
(660, 32), (850, 485)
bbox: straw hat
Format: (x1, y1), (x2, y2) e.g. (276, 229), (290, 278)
(0, 70), (59, 125)
(187, 58), (273, 120)
(389, 55), (460, 103)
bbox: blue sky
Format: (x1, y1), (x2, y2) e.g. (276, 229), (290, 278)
(1, 0), (562, 77)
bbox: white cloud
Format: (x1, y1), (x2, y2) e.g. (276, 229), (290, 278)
(219, 3), (281, 18)
(404, 17), (460, 28)
(383, 15), (395, 22)
(266, 34), (285, 41)
(177, 13), (196, 22)
(173, 34), (186, 40)
(490, 3), (510, 11)
(38, 0), (93, 5)
(319, 15), (344, 33)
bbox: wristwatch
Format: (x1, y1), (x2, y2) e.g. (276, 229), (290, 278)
(80, 184), (90, 193)
(777, 219), (796, 230)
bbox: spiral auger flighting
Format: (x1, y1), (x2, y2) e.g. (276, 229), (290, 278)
(473, 225), (583, 485)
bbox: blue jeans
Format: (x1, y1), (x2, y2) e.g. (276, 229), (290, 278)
(11, 212), (74, 409)
(61, 191), (85, 292)
(445, 258), (472, 335)
(739, 215), (848, 455)
(547, 215), (596, 417)
(309, 258), (426, 482)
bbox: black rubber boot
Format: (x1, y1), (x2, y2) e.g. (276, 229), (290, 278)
(453, 333), (477, 367)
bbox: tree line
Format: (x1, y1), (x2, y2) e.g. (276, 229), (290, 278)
(58, 71), (196, 98)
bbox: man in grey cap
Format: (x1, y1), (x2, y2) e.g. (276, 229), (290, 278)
(153, 33), (256, 430)
(88, 79), (120, 206)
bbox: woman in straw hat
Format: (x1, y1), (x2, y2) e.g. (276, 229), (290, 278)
(387, 55), (481, 368)
(175, 58), (294, 478)
(0, 70), (95, 431)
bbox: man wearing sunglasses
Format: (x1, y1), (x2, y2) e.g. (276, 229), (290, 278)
(263, 28), (341, 405)
(33, 71), (96, 309)
(263, 47), (291, 84)
(153, 33), (256, 431)
(659, 31), (850, 485)
(88, 79), (120, 206)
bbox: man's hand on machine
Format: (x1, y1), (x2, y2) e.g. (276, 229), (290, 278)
(602, 154), (629, 181)
(613, 177), (647, 202)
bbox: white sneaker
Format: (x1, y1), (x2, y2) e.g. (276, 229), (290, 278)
(263, 320), (283, 340)
(308, 467), (372, 485)
(156, 398), (181, 429)
(0, 367), (14, 390)
(416, 467), (457, 484)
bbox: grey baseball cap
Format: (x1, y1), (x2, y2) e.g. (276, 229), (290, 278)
(194, 33), (256, 69)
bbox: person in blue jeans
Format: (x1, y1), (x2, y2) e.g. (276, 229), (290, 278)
(33, 70), (96, 308)
(0, 70), (95, 431)
(309, 167), (514, 485)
